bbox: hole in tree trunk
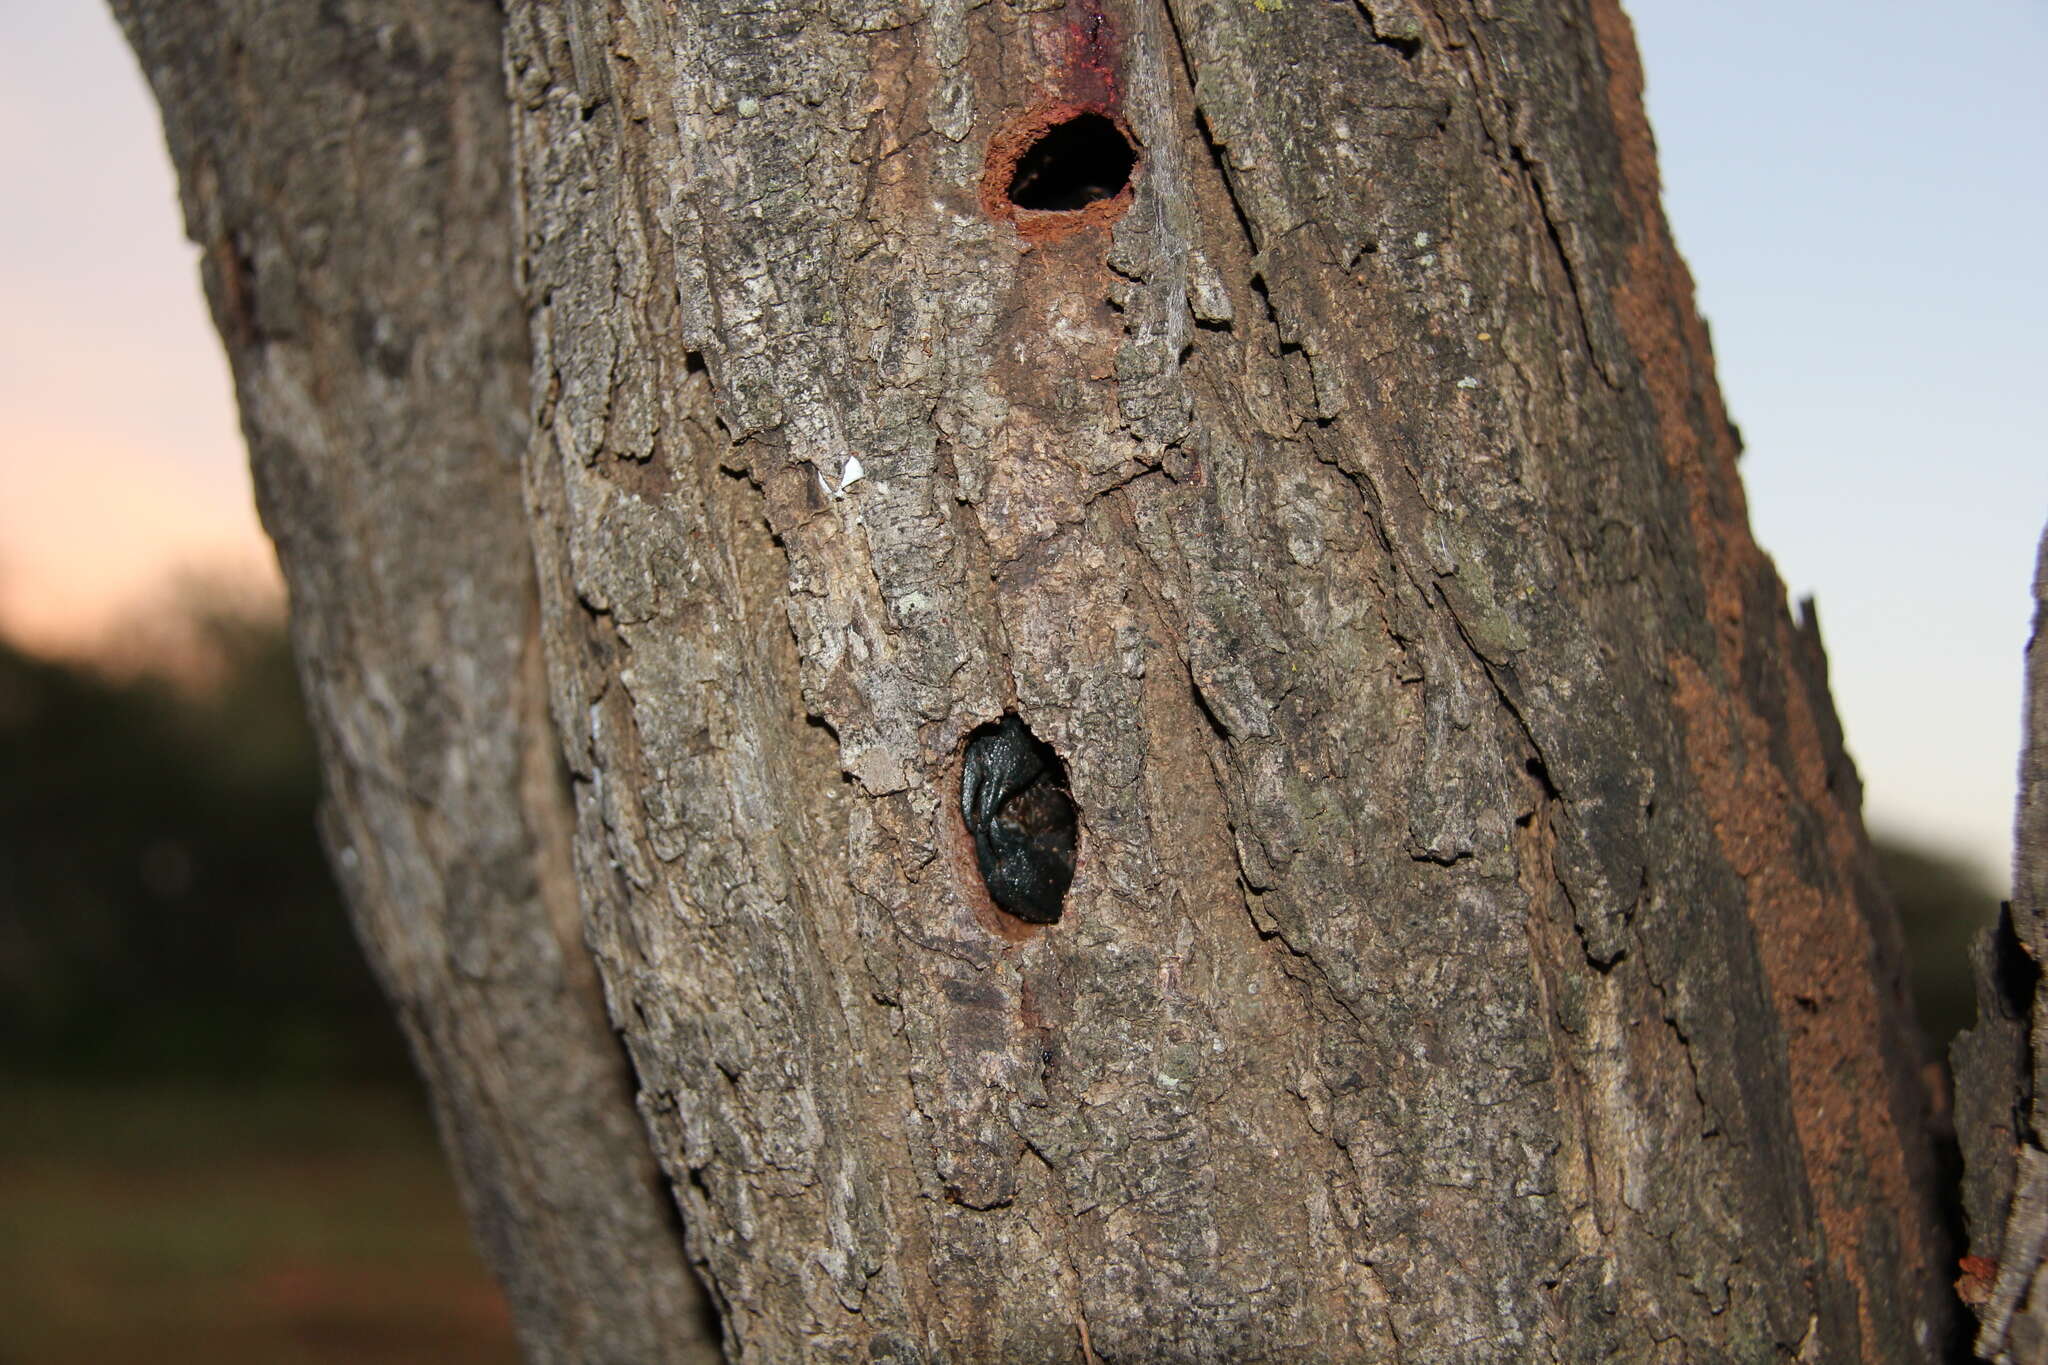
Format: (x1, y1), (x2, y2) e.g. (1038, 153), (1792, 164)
(1005, 112), (1136, 212)
(960, 715), (1077, 924)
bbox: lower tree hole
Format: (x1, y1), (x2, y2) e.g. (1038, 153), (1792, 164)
(1006, 113), (1136, 212)
(960, 715), (1077, 924)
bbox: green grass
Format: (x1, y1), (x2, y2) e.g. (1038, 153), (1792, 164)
(0, 1082), (518, 1364)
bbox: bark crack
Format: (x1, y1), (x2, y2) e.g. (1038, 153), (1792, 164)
(1506, 138), (1608, 389)
(1160, 0), (1261, 263)
(1431, 1), (1612, 387)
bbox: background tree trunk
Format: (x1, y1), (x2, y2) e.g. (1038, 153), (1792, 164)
(107, 3), (715, 1361)
(122, 0), (1956, 1359)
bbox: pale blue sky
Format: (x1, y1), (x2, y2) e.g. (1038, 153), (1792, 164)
(1, 2), (2040, 885)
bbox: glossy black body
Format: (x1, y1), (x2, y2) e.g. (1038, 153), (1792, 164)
(960, 715), (1076, 923)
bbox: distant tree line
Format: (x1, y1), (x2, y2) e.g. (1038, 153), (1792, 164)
(0, 590), (409, 1084)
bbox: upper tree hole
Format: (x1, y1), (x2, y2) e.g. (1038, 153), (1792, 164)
(1006, 113), (1136, 212)
(960, 715), (1077, 924)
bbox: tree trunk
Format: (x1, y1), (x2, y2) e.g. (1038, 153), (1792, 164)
(107, 3), (715, 1361)
(120, 0), (1955, 1359)
(1955, 524), (2048, 1362)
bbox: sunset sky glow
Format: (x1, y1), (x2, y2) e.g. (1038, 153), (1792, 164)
(0, 6), (272, 653)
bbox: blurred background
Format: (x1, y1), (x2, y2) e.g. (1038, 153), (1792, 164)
(0, 586), (516, 1362)
(1, 1), (2040, 1361)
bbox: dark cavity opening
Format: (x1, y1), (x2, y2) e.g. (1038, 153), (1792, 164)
(1007, 113), (1136, 212)
(960, 714), (1077, 924)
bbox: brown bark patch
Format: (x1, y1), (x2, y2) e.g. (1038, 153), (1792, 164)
(1589, 0), (1753, 674)
(1670, 654), (1919, 1268)
(207, 233), (259, 351)
(1049, 0), (1121, 111)
(1958, 1254), (1998, 1309)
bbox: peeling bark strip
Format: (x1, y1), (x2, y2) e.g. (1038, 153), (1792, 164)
(107, 3), (714, 1361)
(506, 0), (1950, 1358)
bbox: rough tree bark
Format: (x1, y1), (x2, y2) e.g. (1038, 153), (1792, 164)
(1955, 525), (2048, 1363)
(119, 0), (1957, 1359)
(107, 3), (715, 1360)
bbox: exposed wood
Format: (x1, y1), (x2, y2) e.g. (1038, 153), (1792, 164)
(107, 3), (714, 1359)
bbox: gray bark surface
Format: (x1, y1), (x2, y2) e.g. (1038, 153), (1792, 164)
(1957, 523), (2048, 1362)
(108, 3), (714, 1361)
(508, 0), (1947, 1359)
(120, 0), (1956, 1359)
